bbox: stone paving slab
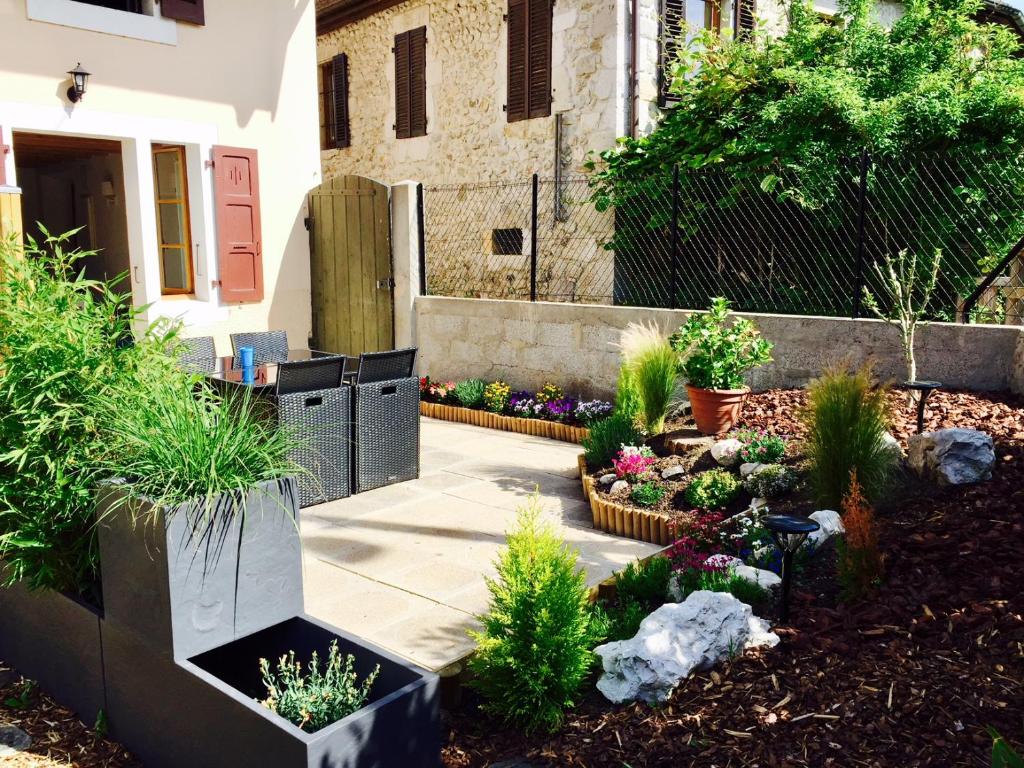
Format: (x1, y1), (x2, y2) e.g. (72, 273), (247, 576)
(302, 416), (661, 671)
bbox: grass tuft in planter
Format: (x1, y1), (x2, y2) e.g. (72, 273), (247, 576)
(260, 640), (380, 732)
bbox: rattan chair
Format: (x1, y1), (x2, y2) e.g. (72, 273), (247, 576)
(275, 358), (351, 507)
(354, 375), (419, 493)
(177, 336), (216, 365)
(355, 347), (417, 384)
(230, 330), (289, 364)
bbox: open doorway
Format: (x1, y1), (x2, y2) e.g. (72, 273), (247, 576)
(14, 132), (131, 292)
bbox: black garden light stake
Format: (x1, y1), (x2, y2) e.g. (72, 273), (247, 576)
(764, 514), (821, 623)
(904, 380), (942, 434)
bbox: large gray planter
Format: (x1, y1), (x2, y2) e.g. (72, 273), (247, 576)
(96, 477), (302, 659)
(0, 582), (105, 722)
(101, 614), (440, 768)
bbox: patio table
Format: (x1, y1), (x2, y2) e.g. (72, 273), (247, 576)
(195, 349), (357, 394)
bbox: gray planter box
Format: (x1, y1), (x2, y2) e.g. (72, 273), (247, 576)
(0, 582), (105, 722)
(96, 477), (302, 659)
(102, 615), (441, 768)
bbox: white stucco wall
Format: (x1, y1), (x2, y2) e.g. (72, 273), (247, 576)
(0, 0), (321, 354)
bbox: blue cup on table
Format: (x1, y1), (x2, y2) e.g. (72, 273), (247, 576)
(239, 346), (255, 384)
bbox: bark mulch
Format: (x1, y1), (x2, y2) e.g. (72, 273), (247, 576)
(443, 388), (1024, 767)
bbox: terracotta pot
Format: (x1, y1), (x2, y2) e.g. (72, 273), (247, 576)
(686, 384), (750, 435)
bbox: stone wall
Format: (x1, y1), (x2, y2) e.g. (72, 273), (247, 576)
(317, 0), (626, 186)
(415, 296), (1024, 398)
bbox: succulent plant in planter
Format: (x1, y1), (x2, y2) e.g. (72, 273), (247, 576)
(670, 297), (773, 435)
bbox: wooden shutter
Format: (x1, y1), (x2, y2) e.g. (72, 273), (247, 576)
(212, 146), (264, 303)
(658, 0), (685, 106)
(527, 0), (552, 119)
(394, 28), (427, 139)
(506, 0), (528, 122)
(332, 54), (351, 149)
(0, 127), (8, 187)
(160, 0), (204, 25)
(736, 0), (756, 36)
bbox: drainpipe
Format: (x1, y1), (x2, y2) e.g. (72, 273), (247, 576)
(628, 0), (639, 138)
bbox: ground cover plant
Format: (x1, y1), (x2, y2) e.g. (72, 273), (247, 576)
(683, 469), (741, 510)
(259, 641), (379, 732)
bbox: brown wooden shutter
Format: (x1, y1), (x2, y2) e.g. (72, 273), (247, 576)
(658, 0), (686, 106)
(332, 54), (351, 149)
(212, 146), (264, 303)
(506, 0), (528, 122)
(527, 0), (552, 119)
(320, 61), (334, 149)
(0, 127), (8, 187)
(394, 28), (427, 139)
(736, 0), (756, 36)
(160, 0), (204, 25)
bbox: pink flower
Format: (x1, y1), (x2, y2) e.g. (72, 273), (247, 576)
(612, 446), (657, 482)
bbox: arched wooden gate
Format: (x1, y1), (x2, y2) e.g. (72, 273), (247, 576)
(307, 175), (394, 355)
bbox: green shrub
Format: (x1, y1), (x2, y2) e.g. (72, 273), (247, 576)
(618, 322), (677, 434)
(743, 464), (796, 499)
(672, 566), (770, 605)
(593, 597), (648, 643)
(468, 497), (599, 733)
(684, 469), (741, 510)
(735, 429), (786, 464)
(614, 365), (642, 424)
(630, 481), (667, 507)
(582, 412), (644, 467)
(0, 231), (166, 596)
(801, 362), (895, 508)
(259, 640), (379, 732)
(454, 378), (487, 409)
(670, 298), (773, 390)
(483, 381), (511, 413)
(616, 556), (671, 606)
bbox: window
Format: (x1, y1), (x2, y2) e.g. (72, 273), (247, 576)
(394, 27), (427, 139)
(492, 228), (524, 255)
(506, 0), (552, 122)
(74, 0), (143, 12)
(152, 146), (193, 295)
(320, 54), (351, 150)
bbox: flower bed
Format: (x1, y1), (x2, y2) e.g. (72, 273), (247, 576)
(419, 377), (612, 445)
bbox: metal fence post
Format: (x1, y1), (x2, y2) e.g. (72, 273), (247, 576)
(530, 172), (539, 302)
(852, 149), (870, 318)
(670, 164), (680, 309)
(416, 182), (427, 296)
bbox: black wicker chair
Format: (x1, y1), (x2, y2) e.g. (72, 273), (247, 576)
(230, 330), (289, 364)
(355, 347), (417, 384)
(354, 377), (419, 493)
(275, 357), (350, 507)
(177, 336), (216, 365)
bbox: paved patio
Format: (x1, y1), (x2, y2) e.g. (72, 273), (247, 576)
(300, 416), (661, 671)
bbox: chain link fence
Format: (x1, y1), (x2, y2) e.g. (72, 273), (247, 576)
(420, 150), (1024, 324)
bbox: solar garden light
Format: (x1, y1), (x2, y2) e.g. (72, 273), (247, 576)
(764, 514), (821, 623)
(904, 380), (942, 434)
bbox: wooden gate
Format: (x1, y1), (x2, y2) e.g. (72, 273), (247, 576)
(307, 175), (394, 355)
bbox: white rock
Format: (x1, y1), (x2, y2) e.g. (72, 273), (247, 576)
(610, 480), (629, 494)
(595, 591), (780, 704)
(807, 509), (844, 550)
(599, 473), (617, 485)
(740, 462), (765, 479)
(907, 428), (995, 486)
(711, 438), (743, 467)
(661, 465), (686, 481)
(750, 497), (769, 512)
(881, 431), (905, 460)
(734, 564), (781, 589)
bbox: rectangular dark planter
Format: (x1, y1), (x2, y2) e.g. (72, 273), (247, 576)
(101, 614), (441, 768)
(96, 477), (303, 660)
(0, 581), (106, 722)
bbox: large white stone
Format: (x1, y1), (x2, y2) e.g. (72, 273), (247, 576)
(734, 564), (781, 589)
(711, 439), (743, 467)
(807, 509), (844, 549)
(880, 431), (904, 460)
(661, 465), (686, 481)
(740, 462), (765, 479)
(610, 480), (629, 494)
(907, 428), (995, 486)
(595, 591), (779, 704)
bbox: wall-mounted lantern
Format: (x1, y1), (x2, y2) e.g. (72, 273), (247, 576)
(66, 63), (91, 104)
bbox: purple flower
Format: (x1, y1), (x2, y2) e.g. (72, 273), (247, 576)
(574, 399), (613, 424)
(544, 397), (578, 422)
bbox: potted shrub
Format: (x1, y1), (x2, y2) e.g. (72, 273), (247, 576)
(670, 297), (773, 435)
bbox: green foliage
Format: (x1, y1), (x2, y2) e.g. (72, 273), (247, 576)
(454, 378), (487, 409)
(535, 382), (565, 404)
(96, 375), (297, 523)
(614, 365), (643, 424)
(260, 640), (380, 732)
(670, 298), (773, 390)
(616, 556), (672, 606)
(468, 497), (599, 733)
(483, 380), (511, 413)
(593, 597), (648, 643)
(630, 481), (667, 507)
(990, 728), (1024, 768)
(735, 429), (786, 463)
(618, 322), (678, 434)
(684, 469), (742, 510)
(672, 566), (770, 606)
(3, 678), (36, 710)
(582, 412), (645, 467)
(801, 362), (896, 508)
(743, 464), (797, 499)
(0, 231), (167, 596)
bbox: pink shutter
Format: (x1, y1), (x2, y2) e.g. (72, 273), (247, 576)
(160, 0), (204, 25)
(213, 146), (264, 303)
